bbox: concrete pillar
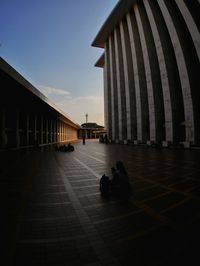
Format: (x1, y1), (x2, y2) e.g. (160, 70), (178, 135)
(65, 124), (67, 141)
(143, 0), (173, 144)
(34, 114), (37, 143)
(158, 0), (195, 145)
(109, 36), (117, 141)
(104, 49), (109, 138)
(60, 122), (62, 142)
(0, 109), (7, 149)
(120, 20), (135, 141)
(50, 120), (52, 143)
(15, 109), (20, 149)
(114, 27), (127, 141)
(45, 118), (48, 144)
(57, 120), (60, 143)
(54, 120), (57, 142)
(135, 4), (156, 143)
(26, 112), (29, 146)
(40, 115), (43, 145)
(175, 0), (200, 62)
(126, 13), (143, 142)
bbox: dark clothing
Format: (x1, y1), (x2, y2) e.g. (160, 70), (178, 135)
(111, 170), (131, 198)
(100, 174), (110, 196)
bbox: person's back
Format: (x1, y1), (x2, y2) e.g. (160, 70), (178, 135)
(67, 143), (74, 152)
(115, 161), (131, 197)
(100, 174), (110, 196)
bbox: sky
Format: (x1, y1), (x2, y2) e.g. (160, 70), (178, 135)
(1, 0), (118, 126)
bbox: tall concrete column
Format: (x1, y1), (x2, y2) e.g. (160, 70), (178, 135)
(34, 114), (37, 143)
(40, 115), (43, 145)
(105, 42), (112, 140)
(120, 20), (134, 141)
(135, 4), (156, 143)
(114, 27), (127, 141)
(23, 113), (30, 146)
(143, 0), (173, 144)
(59, 121), (61, 142)
(15, 109), (20, 149)
(158, 0), (195, 146)
(104, 48), (109, 138)
(50, 120), (52, 143)
(57, 120), (60, 143)
(63, 123), (65, 142)
(53, 120), (56, 142)
(26, 112), (29, 146)
(175, 0), (200, 62)
(63, 123), (65, 141)
(109, 36), (116, 141)
(45, 118), (48, 144)
(64, 124), (67, 141)
(0, 109), (7, 149)
(126, 13), (143, 142)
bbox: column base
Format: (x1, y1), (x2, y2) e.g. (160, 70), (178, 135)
(182, 141), (191, 148)
(146, 140), (155, 146)
(162, 141), (171, 147)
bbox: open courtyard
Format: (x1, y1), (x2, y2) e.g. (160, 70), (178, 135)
(1, 140), (200, 265)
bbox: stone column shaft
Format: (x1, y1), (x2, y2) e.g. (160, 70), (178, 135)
(109, 36), (116, 140)
(158, 0), (195, 142)
(26, 112), (29, 146)
(143, 0), (173, 143)
(103, 55), (109, 135)
(40, 116), (43, 145)
(119, 21), (132, 141)
(175, 0), (200, 62)
(34, 114), (37, 142)
(0, 109), (7, 148)
(126, 13), (142, 142)
(114, 28), (123, 141)
(135, 4), (156, 142)
(15, 109), (20, 149)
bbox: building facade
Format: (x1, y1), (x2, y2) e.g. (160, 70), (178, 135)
(0, 57), (79, 150)
(92, 0), (200, 147)
(78, 123), (106, 139)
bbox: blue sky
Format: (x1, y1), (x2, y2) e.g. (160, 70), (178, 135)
(1, 0), (118, 125)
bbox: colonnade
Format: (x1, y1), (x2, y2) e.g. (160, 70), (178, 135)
(0, 57), (78, 150)
(0, 110), (77, 149)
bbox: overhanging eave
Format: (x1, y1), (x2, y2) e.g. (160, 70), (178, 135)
(91, 0), (136, 48)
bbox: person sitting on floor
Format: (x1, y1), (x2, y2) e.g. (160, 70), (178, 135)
(67, 143), (74, 152)
(99, 174), (110, 197)
(110, 161), (131, 198)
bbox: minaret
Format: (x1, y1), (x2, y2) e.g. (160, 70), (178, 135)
(86, 113), (88, 124)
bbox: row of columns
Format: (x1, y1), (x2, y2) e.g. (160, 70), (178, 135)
(79, 129), (98, 139)
(0, 108), (77, 149)
(103, 0), (200, 147)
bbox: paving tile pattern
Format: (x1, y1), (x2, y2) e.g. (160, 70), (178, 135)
(1, 140), (200, 265)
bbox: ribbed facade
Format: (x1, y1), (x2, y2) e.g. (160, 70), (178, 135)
(92, 0), (200, 147)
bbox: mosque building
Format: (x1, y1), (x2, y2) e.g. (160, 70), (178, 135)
(92, 0), (200, 148)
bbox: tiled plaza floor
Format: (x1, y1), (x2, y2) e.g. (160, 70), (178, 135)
(1, 140), (200, 265)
